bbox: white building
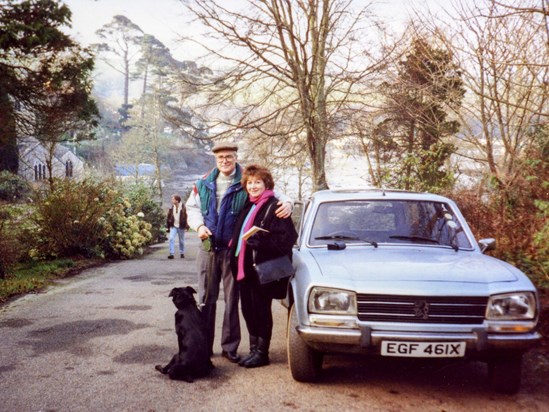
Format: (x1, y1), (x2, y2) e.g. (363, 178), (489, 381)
(17, 136), (84, 182)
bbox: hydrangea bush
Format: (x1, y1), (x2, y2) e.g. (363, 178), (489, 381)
(30, 178), (153, 259)
(122, 183), (166, 243)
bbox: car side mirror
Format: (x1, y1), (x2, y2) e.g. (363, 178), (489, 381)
(478, 238), (496, 253)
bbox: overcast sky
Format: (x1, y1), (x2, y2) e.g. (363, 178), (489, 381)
(63, 0), (458, 61)
(61, 0), (460, 105)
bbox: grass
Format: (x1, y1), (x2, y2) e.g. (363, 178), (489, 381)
(0, 259), (78, 303)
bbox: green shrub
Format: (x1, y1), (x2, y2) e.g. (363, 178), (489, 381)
(0, 171), (30, 201)
(30, 178), (152, 259)
(0, 205), (26, 278)
(122, 183), (166, 243)
(29, 178), (116, 258)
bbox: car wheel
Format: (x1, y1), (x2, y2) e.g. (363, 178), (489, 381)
(487, 354), (522, 394)
(287, 304), (323, 382)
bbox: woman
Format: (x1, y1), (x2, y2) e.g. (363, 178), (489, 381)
(229, 165), (298, 368)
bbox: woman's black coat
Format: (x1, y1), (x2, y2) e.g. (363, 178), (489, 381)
(229, 196), (298, 287)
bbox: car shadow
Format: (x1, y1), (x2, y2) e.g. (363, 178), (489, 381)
(317, 353), (491, 394)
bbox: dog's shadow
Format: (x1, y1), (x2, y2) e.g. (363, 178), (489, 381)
(155, 286), (214, 382)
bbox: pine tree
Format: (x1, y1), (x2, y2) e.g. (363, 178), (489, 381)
(0, 0), (98, 174)
(376, 37), (465, 192)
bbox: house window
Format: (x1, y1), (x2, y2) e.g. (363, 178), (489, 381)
(65, 160), (73, 178)
(34, 163), (47, 181)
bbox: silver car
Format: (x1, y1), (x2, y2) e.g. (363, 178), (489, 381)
(285, 189), (540, 393)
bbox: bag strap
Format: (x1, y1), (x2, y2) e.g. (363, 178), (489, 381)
(259, 201), (275, 228)
(253, 199), (275, 265)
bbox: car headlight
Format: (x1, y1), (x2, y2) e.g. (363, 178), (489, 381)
(486, 292), (537, 320)
(308, 287), (357, 315)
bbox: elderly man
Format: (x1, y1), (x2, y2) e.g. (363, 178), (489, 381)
(186, 142), (292, 362)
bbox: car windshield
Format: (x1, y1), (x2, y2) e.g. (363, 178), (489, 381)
(308, 200), (472, 249)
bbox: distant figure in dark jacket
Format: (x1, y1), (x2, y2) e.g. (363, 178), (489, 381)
(167, 194), (188, 259)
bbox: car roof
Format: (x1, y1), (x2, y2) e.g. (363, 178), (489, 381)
(309, 189), (452, 203)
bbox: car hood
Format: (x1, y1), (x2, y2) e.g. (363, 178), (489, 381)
(307, 247), (518, 284)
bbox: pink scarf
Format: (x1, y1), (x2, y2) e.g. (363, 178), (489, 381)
(236, 189), (274, 281)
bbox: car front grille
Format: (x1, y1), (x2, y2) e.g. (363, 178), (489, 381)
(357, 294), (488, 324)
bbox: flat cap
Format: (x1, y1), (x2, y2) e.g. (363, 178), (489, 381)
(212, 142), (239, 153)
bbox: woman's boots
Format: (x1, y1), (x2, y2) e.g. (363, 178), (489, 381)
(238, 335), (258, 366)
(240, 336), (270, 368)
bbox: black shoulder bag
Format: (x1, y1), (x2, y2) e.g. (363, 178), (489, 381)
(252, 203), (295, 288)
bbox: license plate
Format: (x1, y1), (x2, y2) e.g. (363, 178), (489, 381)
(381, 341), (466, 358)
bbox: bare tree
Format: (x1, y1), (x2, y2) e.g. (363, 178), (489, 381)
(422, 0), (548, 193)
(241, 124), (312, 200)
(113, 84), (166, 199)
(407, 0), (549, 269)
(183, 0), (392, 191)
(493, 0), (549, 44)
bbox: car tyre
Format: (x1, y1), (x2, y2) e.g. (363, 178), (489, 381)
(487, 354), (522, 394)
(287, 304), (323, 382)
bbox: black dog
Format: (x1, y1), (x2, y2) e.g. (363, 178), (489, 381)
(155, 286), (214, 382)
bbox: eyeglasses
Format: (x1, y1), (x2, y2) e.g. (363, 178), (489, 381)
(216, 155), (236, 162)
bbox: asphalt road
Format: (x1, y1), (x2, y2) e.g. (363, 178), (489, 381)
(1, 234), (548, 412)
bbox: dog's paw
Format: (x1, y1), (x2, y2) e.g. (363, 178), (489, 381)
(155, 365), (166, 374)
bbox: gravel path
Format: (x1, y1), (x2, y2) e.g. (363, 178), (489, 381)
(1, 235), (547, 412)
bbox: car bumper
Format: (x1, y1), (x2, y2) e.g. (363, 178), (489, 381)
(296, 324), (542, 353)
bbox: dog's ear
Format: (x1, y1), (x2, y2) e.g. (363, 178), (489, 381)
(185, 286), (197, 295)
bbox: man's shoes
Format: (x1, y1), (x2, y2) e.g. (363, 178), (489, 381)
(180, 254), (185, 258)
(168, 255), (174, 259)
(221, 351), (241, 363)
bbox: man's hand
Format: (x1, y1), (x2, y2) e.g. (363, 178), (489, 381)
(275, 201), (292, 219)
(197, 225), (212, 240)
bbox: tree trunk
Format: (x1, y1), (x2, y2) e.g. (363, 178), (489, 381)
(404, 121), (416, 190)
(0, 88), (19, 173)
(307, 128), (328, 191)
(45, 141), (56, 192)
(140, 63), (149, 119)
(123, 49), (130, 108)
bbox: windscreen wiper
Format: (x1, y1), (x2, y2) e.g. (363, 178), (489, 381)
(315, 235), (378, 248)
(315, 235), (360, 240)
(389, 235), (440, 244)
(389, 235), (458, 251)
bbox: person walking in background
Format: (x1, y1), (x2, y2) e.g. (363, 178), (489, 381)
(167, 194), (188, 259)
(185, 142), (293, 363)
(229, 164), (298, 368)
